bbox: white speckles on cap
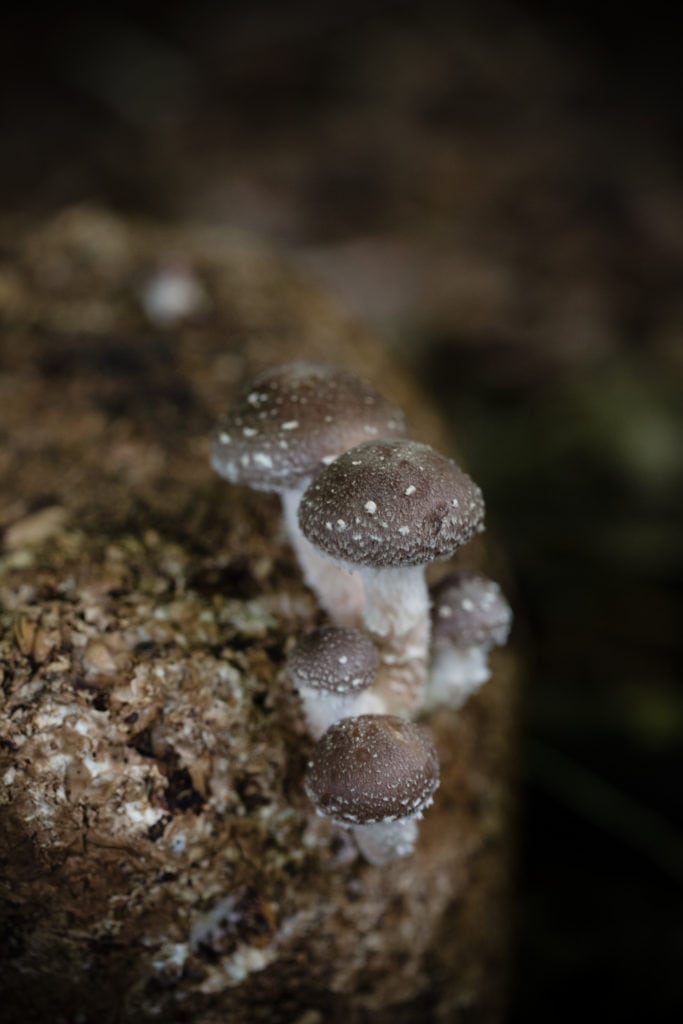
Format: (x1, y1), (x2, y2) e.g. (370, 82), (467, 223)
(298, 439), (485, 569)
(431, 571), (512, 648)
(210, 363), (407, 492)
(287, 627), (379, 696)
(304, 715), (439, 824)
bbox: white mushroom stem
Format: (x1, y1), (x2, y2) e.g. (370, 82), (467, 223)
(356, 565), (431, 715)
(423, 643), (491, 712)
(297, 686), (386, 740)
(350, 816), (419, 866)
(281, 485), (365, 627)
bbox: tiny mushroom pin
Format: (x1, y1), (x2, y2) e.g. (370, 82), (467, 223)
(287, 626), (384, 738)
(210, 362), (406, 625)
(304, 714), (440, 865)
(424, 571), (512, 711)
(298, 438), (485, 713)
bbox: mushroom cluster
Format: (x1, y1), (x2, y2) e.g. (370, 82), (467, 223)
(298, 438), (484, 714)
(210, 362), (511, 865)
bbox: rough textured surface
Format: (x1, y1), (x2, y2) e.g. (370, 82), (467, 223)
(304, 715), (439, 824)
(299, 439), (485, 569)
(0, 205), (517, 1023)
(287, 627), (379, 695)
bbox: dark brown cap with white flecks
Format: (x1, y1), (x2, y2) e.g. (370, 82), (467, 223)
(298, 439), (485, 569)
(210, 362), (406, 492)
(287, 627), (379, 696)
(431, 571), (512, 648)
(304, 714), (439, 824)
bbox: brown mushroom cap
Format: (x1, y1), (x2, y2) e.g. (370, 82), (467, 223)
(304, 714), (439, 824)
(210, 362), (406, 492)
(431, 571), (512, 648)
(298, 439), (485, 569)
(288, 627), (379, 695)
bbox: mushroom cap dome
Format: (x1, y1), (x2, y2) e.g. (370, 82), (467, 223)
(431, 571), (512, 648)
(304, 714), (439, 824)
(298, 439), (485, 569)
(287, 626), (379, 696)
(210, 362), (406, 491)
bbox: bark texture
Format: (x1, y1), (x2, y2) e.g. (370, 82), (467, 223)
(0, 206), (517, 1023)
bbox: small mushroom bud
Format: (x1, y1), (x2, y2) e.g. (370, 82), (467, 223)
(298, 439), (485, 713)
(424, 571), (512, 711)
(287, 626), (384, 739)
(210, 362), (406, 625)
(304, 714), (440, 865)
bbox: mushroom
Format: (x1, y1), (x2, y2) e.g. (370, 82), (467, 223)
(210, 362), (406, 625)
(287, 626), (384, 738)
(298, 439), (485, 713)
(424, 571), (512, 711)
(304, 714), (439, 865)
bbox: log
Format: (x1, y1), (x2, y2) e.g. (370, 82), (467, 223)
(0, 206), (517, 1023)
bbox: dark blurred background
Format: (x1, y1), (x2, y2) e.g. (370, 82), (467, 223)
(2, 2), (681, 1020)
